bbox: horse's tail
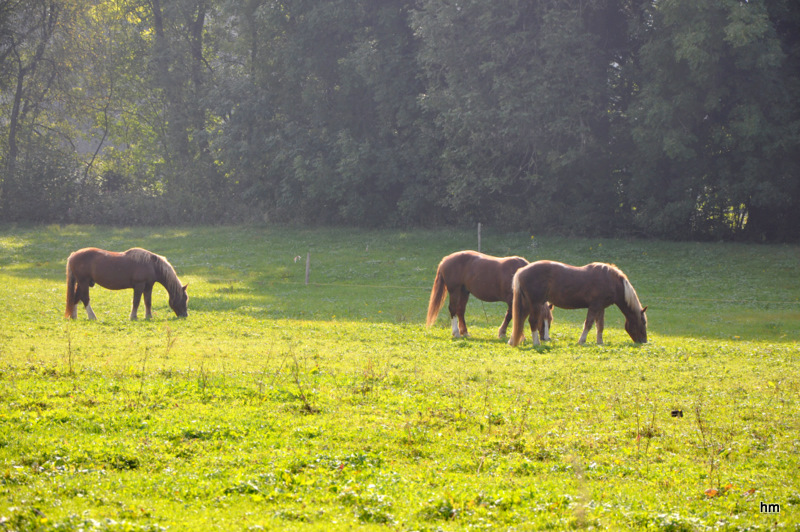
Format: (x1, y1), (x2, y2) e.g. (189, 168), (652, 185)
(426, 268), (448, 328)
(65, 258), (77, 319)
(509, 270), (529, 347)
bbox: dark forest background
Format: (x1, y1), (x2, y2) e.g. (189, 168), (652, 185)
(1, 0), (798, 241)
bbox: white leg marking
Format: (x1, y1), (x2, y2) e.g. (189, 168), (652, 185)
(85, 304), (97, 320)
(578, 323), (590, 344)
(543, 320), (550, 341)
(451, 317), (460, 337)
(532, 330), (540, 346)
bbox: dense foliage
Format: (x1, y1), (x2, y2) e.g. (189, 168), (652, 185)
(1, 0), (798, 240)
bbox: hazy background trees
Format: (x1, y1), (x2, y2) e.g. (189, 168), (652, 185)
(1, 0), (798, 240)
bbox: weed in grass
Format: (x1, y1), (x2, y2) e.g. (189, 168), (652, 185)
(138, 347), (150, 400)
(289, 350), (319, 415)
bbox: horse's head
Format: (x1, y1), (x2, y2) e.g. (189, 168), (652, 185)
(624, 306), (647, 343)
(543, 303), (554, 324)
(169, 283), (189, 317)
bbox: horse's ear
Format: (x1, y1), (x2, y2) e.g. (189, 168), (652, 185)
(182, 283), (189, 291)
(548, 303), (554, 310)
(641, 306), (647, 314)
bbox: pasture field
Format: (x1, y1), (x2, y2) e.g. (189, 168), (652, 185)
(0, 224), (798, 531)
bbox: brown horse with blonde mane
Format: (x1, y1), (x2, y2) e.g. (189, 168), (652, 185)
(65, 248), (188, 320)
(509, 260), (646, 346)
(427, 250), (552, 339)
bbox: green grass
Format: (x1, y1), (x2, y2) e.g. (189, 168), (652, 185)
(1, 224), (798, 530)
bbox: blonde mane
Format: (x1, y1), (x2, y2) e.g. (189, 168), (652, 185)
(591, 262), (642, 311)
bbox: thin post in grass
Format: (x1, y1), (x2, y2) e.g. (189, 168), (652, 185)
(305, 252), (310, 285)
(477, 223), (482, 252)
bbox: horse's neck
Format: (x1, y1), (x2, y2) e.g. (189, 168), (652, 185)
(617, 300), (636, 319)
(152, 260), (175, 291)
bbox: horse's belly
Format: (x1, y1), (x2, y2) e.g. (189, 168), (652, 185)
(89, 268), (142, 290)
(91, 277), (132, 290)
(546, 291), (586, 309)
(468, 286), (505, 303)
(551, 295), (610, 310)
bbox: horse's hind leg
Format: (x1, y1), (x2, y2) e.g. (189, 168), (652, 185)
(447, 290), (461, 337)
(456, 288), (470, 337)
(447, 286), (470, 337)
(528, 306), (542, 346)
(77, 282), (96, 320)
(447, 289), (461, 338)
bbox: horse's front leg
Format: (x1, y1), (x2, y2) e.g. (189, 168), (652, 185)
(578, 308), (598, 344)
(130, 283), (144, 320)
(498, 305), (513, 338)
(595, 309), (605, 345)
(143, 284), (154, 320)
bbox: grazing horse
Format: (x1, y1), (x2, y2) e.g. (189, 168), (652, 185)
(65, 248), (188, 320)
(426, 250), (553, 339)
(509, 260), (647, 346)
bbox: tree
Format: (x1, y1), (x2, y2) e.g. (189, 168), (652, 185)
(0, 0), (85, 220)
(627, 0), (800, 240)
(412, 0), (628, 233)
(213, 0), (431, 225)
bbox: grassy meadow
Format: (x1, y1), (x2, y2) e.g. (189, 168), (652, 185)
(0, 224), (798, 531)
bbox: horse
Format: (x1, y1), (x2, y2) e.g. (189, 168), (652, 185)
(426, 250), (553, 339)
(65, 247), (188, 320)
(508, 260), (647, 346)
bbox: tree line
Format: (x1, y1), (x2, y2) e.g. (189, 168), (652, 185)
(1, 0), (798, 241)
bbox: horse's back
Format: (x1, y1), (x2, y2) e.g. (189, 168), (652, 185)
(68, 248), (111, 270)
(440, 251), (527, 302)
(441, 251), (526, 273)
(516, 260), (559, 301)
(68, 247), (154, 290)
(517, 260), (618, 309)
